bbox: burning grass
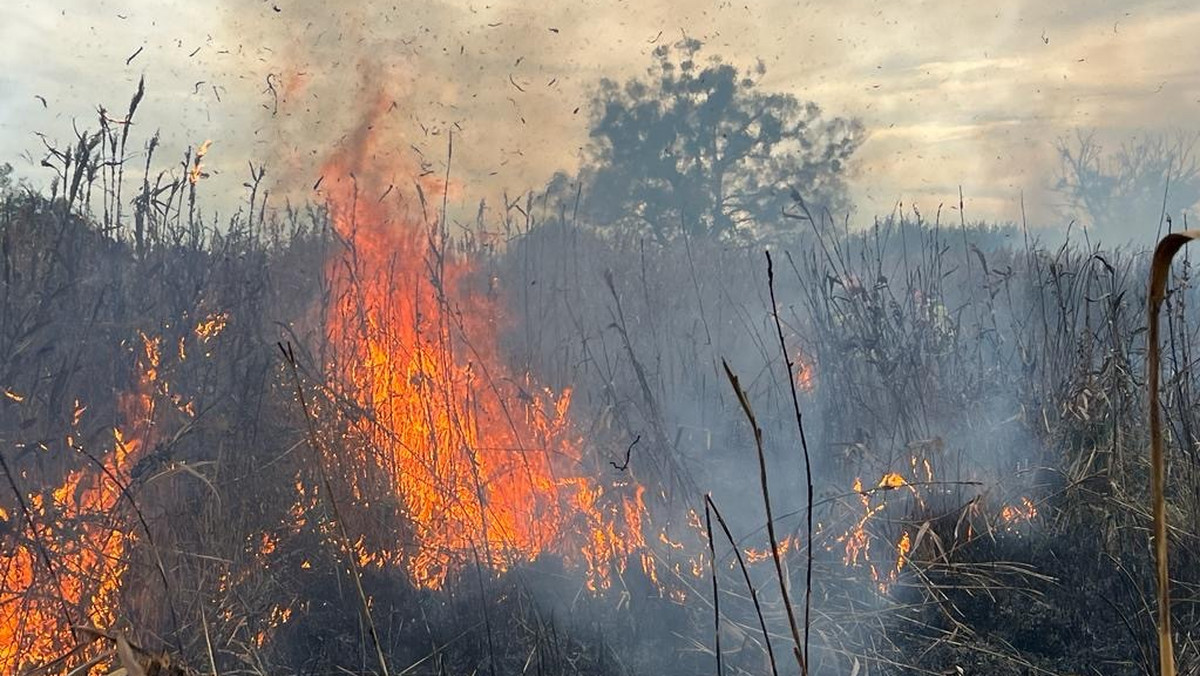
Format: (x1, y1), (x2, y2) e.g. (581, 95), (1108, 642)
(1, 90), (1199, 676)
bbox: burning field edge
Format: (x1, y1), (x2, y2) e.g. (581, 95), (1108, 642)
(1, 84), (1198, 676)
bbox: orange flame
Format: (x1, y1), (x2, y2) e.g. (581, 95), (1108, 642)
(0, 333), (159, 672)
(319, 111), (647, 590)
(838, 471), (921, 594)
(745, 535), (795, 564)
(839, 477), (883, 567)
(1000, 497), (1038, 525)
(895, 531), (912, 571)
(793, 352), (815, 392)
(195, 311), (228, 342)
(188, 140), (212, 185)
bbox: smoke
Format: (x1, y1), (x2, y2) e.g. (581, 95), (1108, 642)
(5, 2), (1197, 670)
(209, 0), (1200, 232)
(3, 0), (1198, 232)
(214, 0), (608, 209)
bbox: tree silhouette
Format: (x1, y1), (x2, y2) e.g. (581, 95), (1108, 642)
(579, 38), (863, 242)
(1055, 130), (1200, 240)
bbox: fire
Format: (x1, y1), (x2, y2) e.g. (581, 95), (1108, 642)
(838, 471), (918, 593)
(839, 477), (884, 567)
(254, 604), (296, 649)
(745, 535), (795, 564)
(320, 112), (647, 590)
(895, 531), (911, 571)
(659, 532), (686, 550)
(188, 139), (212, 185)
(836, 456), (1045, 594)
(0, 333), (159, 672)
(1001, 497), (1038, 526)
(793, 352), (815, 392)
(195, 311), (229, 342)
(72, 400), (88, 427)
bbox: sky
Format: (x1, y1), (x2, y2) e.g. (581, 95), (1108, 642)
(2, 0), (1199, 239)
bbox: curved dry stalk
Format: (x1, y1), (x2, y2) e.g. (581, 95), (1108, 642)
(1147, 228), (1200, 676)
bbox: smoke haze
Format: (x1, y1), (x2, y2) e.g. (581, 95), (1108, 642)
(3, 0), (1200, 239)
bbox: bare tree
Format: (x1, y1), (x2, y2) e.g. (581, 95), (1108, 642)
(1055, 129), (1200, 240)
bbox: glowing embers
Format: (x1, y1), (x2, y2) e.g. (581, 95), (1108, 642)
(836, 467), (928, 595)
(319, 128), (647, 591)
(194, 311), (229, 343)
(745, 534), (796, 564)
(999, 497), (1038, 532)
(793, 351), (816, 393)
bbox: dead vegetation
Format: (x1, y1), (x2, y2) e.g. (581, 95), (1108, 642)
(1, 89), (1199, 676)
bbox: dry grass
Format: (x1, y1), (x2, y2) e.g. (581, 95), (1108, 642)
(4, 86), (1200, 676)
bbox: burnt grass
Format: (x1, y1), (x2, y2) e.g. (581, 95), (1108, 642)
(906, 520), (1148, 674)
(4, 150), (1200, 676)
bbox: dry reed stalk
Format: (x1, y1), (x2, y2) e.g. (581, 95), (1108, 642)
(1147, 229), (1200, 676)
(722, 359), (806, 675)
(705, 494), (779, 676)
(765, 249), (814, 671)
(704, 499), (723, 676)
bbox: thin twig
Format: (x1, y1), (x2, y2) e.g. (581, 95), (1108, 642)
(706, 494), (778, 676)
(610, 434), (640, 471)
(471, 545), (498, 676)
(765, 249), (814, 672)
(704, 498), (723, 676)
(722, 359), (806, 675)
(200, 602), (219, 676)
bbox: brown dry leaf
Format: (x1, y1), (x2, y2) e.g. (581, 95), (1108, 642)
(115, 635), (147, 676)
